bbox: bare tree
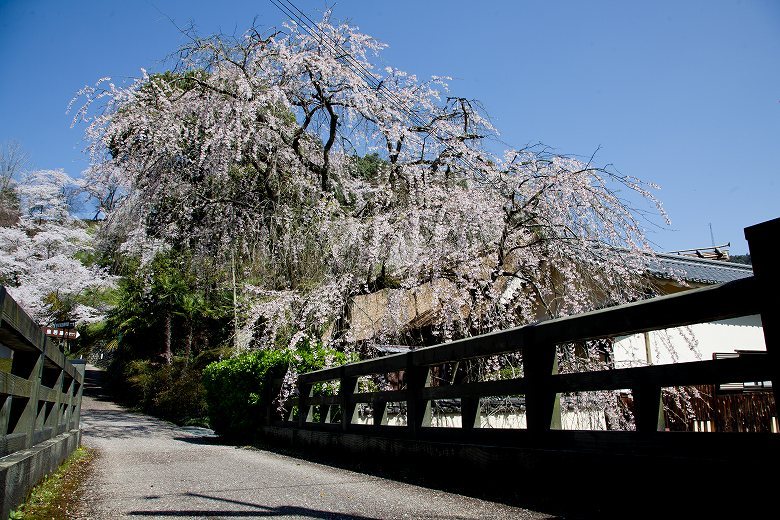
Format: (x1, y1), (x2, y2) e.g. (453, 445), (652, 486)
(0, 141), (27, 226)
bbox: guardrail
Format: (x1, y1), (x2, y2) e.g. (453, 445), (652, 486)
(0, 288), (85, 517)
(0, 288), (84, 456)
(284, 218), (779, 445)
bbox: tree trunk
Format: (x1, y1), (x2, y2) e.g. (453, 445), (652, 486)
(232, 250), (239, 353)
(163, 313), (172, 364)
(185, 324), (192, 364)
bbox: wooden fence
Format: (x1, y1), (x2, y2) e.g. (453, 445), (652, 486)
(0, 288), (84, 516)
(258, 219), (779, 518)
(286, 218), (779, 444)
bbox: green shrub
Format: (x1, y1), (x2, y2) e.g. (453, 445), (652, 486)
(202, 343), (353, 439)
(113, 348), (230, 426)
(121, 359), (206, 424)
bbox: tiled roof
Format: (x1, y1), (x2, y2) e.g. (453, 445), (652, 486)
(648, 253), (753, 285)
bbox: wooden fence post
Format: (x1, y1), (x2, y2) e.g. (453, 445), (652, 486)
(372, 400), (388, 426)
(297, 381), (313, 427)
(633, 379), (664, 432)
(0, 395), (11, 437)
(405, 352), (431, 435)
(262, 377), (283, 426)
(339, 368), (358, 431)
(523, 337), (561, 434)
(10, 351), (43, 448)
(62, 375), (75, 434)
(45, 369), (64, 433)
(745, 217), (780, 410)
(71, 362), (85, 430)
(461, 396), (481, 430)
(0, 344), (12, 437)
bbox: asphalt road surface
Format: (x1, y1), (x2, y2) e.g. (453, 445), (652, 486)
(78, 365), (550, 519)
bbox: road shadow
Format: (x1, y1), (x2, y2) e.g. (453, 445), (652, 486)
(129, 491), (381, 518)
(192, 439), (565, 519)
(81, 365), (219, 444)
(82, 365), (116, 403)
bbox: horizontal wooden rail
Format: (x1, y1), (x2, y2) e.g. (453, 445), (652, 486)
(303, 355), (770, 412)
(552, 355), (771, 393)
(351, 390), (408, 404)
(299, 353), (407, 384)
(0, 371), (33, 398)
(301, 276), (759, 386)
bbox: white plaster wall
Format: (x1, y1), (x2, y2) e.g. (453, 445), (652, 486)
(354, 408), (612, 430)
(613, 314), (765, 366)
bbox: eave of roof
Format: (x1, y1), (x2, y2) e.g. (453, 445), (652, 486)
(648, 252), (753, 285)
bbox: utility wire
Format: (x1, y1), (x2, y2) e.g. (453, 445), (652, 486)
(267, 0), (493, 183)
(270, 0), (427, 131)
(273, 0), (429, 129)
(271, 0), (484, 150)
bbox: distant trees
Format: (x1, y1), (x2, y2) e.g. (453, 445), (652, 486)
(18, 169), (79, 222)
(729, 254), (751, 265)
(0, 141), (26, 226)
(0, 156), (115, 323)
(78, 163), (125, 220)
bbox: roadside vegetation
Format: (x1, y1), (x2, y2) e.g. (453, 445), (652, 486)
(8, 446), (96, 520)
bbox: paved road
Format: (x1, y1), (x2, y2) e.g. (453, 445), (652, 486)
(79, 366), (550, 519)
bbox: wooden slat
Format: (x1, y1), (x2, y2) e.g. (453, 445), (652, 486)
(36, 385), (58, 403)
(62, 360), (77, 380)
(531, 277), (759, 346)
(350, 390), (408, 404)
(420, 378), (528, 400)
(288, 421), (780, 457)
(300, 355), (407, 384)
(0, 371), (32, 398)
(0, 287), (45, 353)
(306, 394), (340, 406)
(552, 355), (771, 393)
(0, 432), (28, 456)
(345, 356), (407, 378)
(44, 342), (65, 370)
(411, 329), (525, 367)
(68, 361), (83, 383)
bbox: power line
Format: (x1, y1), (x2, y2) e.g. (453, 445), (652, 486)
(274, 0), (430, 129)
(269, 0), (428, 130)
(266, 0), (495, 184)
(269, 0), (502, 191)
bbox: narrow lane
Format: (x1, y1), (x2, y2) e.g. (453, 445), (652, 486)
(78, 366), (550, 519)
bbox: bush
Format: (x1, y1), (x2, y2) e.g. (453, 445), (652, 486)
(202, 344), (353, 439)
(111, 348), (229, 426)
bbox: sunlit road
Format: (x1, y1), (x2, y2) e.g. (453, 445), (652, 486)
(78, 365), (550, 519)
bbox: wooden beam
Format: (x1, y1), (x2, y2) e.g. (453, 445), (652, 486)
(523, 340), (561, 433)
(745, 217), (780, 414)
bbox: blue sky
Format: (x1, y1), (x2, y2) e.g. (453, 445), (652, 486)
(0, 0), (778, 253)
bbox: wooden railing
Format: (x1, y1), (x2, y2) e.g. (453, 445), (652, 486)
(0, 288), (85, 457)
(284, 218), (779, 445)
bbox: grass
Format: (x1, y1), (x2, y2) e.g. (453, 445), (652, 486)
(9, 446), (96, 520)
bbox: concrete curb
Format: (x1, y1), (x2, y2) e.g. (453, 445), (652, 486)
(0, 428), (81, 518)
